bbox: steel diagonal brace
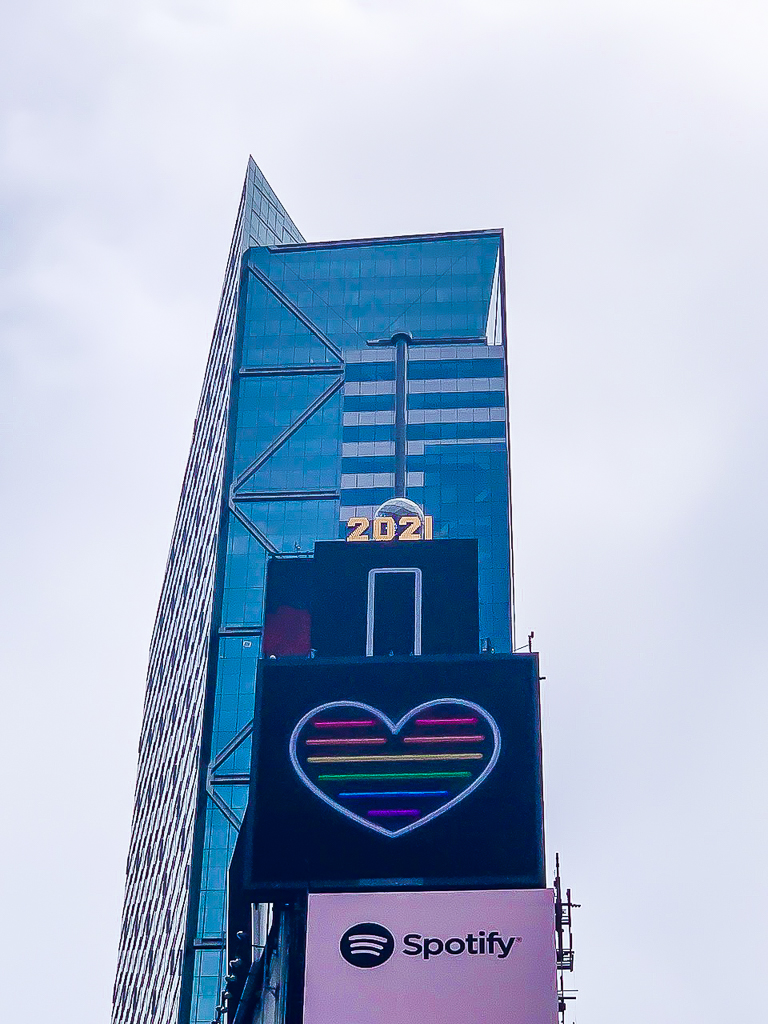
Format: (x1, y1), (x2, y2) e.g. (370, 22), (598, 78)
(205, 719), (255, 829)
(247, 264), (344, 363)
(229, 502), (279, 555)
(210, 719), (255, 775)
(207, 788), (242, 830)
(230, 373), (344, 496)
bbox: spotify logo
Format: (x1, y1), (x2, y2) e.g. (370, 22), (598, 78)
(339, 923), (396, 968)
(338, 922), (520, 968)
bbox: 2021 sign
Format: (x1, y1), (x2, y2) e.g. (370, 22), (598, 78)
(346, 515), (434, 542)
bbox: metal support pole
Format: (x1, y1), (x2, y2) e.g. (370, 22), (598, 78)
(394, 334), (408, 498)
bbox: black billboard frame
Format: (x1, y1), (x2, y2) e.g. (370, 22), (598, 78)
(239, 652), (546, 896)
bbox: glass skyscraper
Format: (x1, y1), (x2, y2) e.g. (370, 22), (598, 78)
(112, 159), (514, 1024)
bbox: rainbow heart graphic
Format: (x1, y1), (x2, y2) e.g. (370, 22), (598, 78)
(289, 698), (501, 838)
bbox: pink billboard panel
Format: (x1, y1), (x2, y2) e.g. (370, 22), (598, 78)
(303, 888), (557, 1024)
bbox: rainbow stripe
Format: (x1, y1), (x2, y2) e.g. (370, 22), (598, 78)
(403, 734), (485, 744)
(307, 753), (483, 764)
(415, 717), (478, 725)
(318, 771), (473, 780)
(367, 809), (420, 818)
(338, 790), (450, 798)
(305, 737), (386, 746)
(312, 719), (376, 728)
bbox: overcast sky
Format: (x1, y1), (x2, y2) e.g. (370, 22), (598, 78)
(2, 1), (767, 1021)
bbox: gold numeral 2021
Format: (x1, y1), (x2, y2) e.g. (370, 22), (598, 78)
(346, 515), (434, 542)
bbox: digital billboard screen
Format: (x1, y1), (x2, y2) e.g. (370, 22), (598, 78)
(303, 888), (558, 1024)
(242, 654), (544, 891)
(311, 539), (479, 657)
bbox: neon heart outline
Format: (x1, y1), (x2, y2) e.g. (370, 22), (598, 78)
(288, 698), (501, 838)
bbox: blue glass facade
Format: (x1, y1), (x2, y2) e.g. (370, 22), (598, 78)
(112, 160), (513, 1024)
(111, 161), (304, 1024)
(236, 234), (510, 639)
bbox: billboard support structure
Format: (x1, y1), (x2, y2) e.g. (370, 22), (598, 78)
(554, 854), (579, 1023)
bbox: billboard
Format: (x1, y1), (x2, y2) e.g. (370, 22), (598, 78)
(242, 653), (544, 891)
(303, 888), (558, 1024)
(311, 540), (479, 657)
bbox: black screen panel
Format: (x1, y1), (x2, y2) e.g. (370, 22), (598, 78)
(311, 539), (479, 657)
(243, 654), (544, 892)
